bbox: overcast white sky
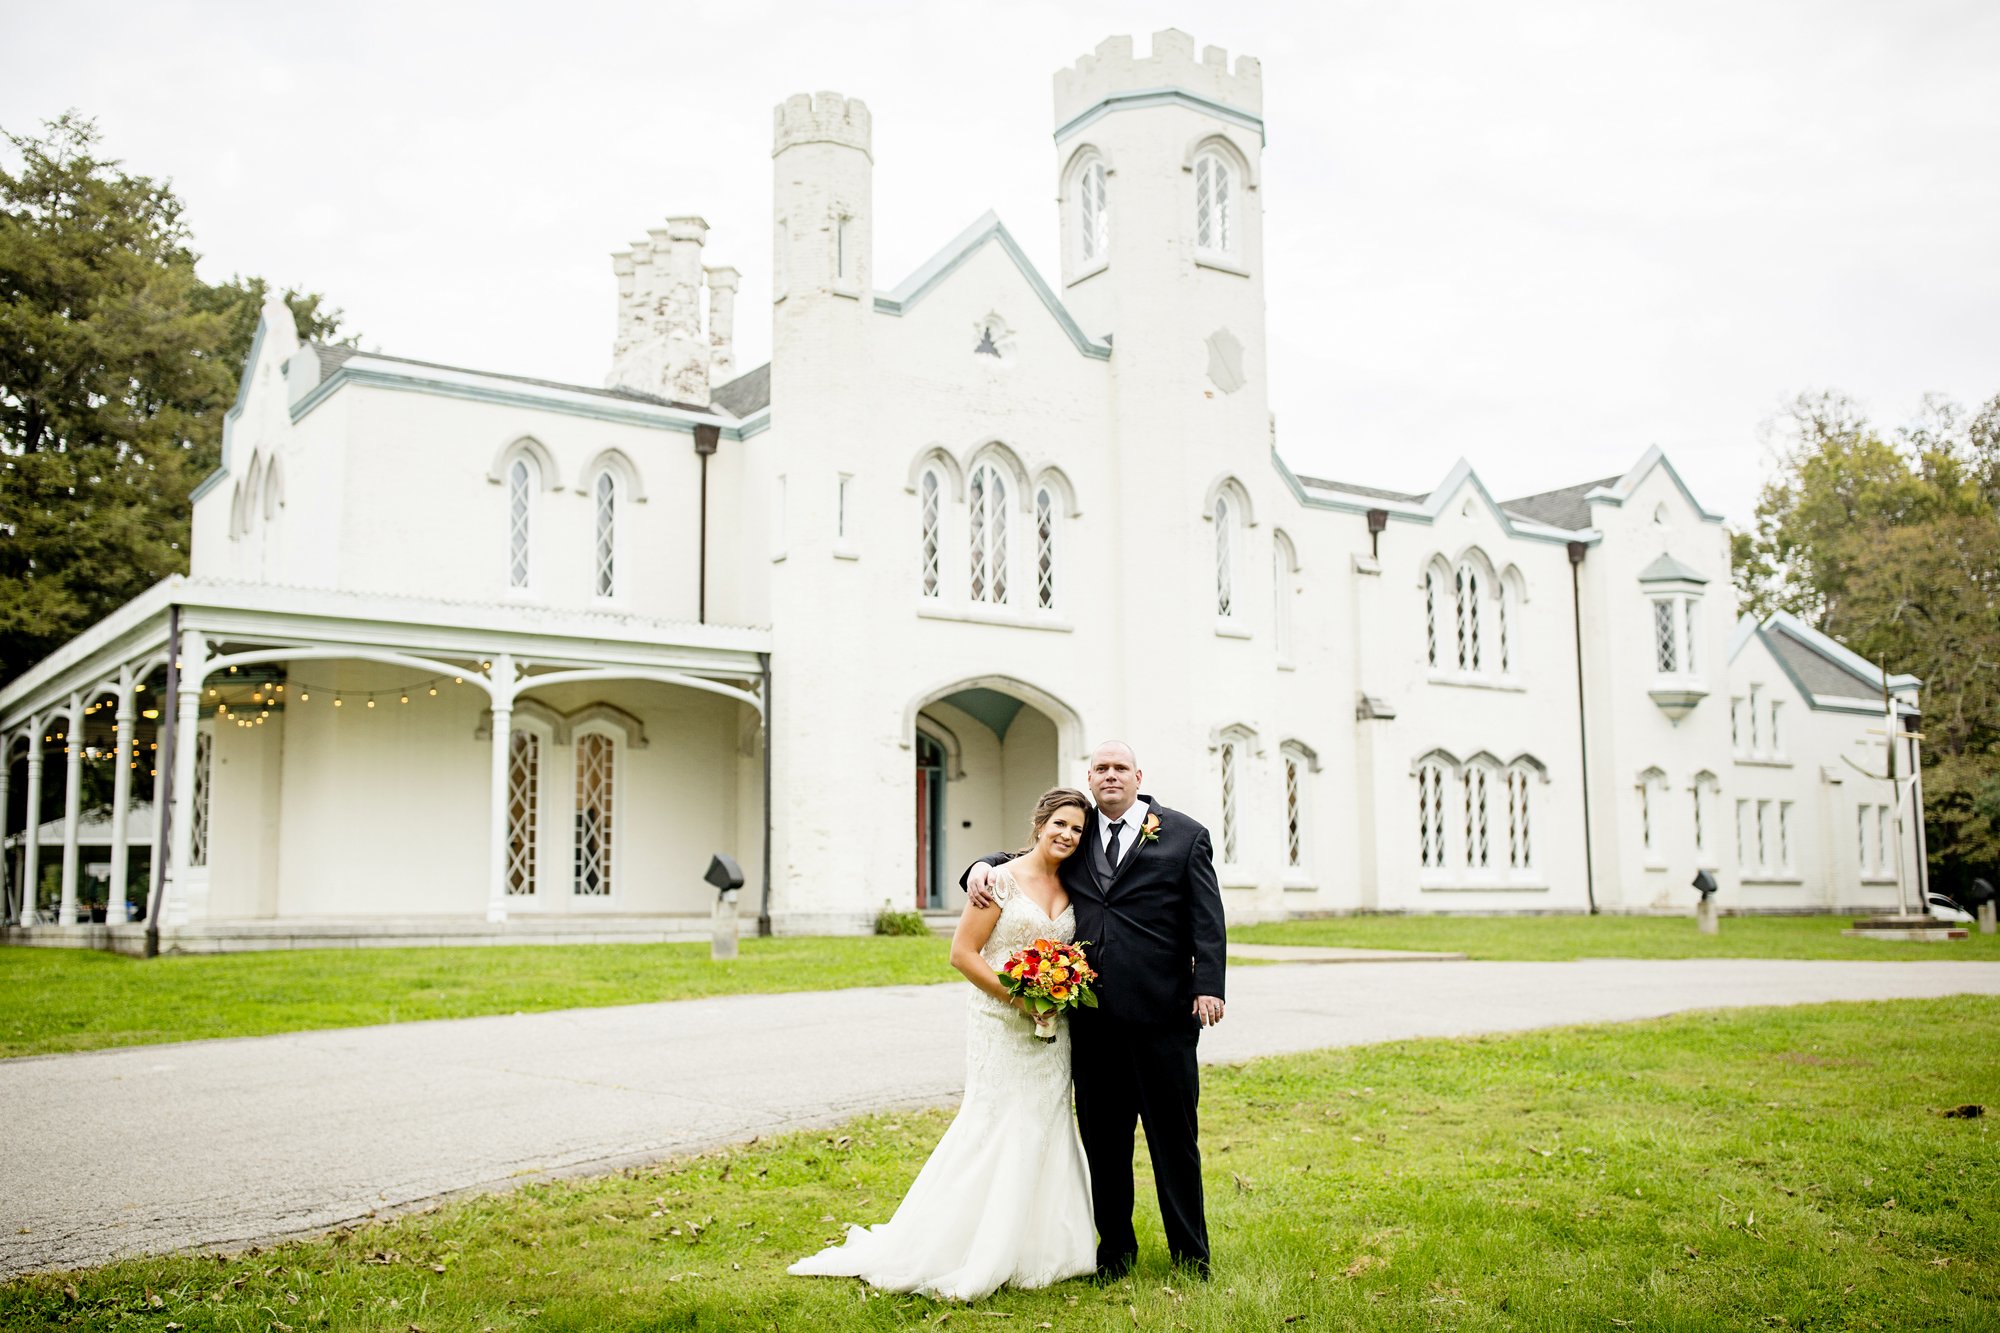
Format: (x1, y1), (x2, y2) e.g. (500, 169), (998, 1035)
(6, 1), (1996, 523)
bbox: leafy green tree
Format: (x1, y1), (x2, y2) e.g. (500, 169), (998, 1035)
(1, 112), (350, 687)
(1734, 390), (2000, 892)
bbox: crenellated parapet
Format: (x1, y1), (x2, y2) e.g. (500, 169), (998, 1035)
(1053, 29), (1262, 131)
(773, 91), (872, 161)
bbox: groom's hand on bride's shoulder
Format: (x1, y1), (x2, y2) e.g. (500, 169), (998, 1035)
(963, 861), (996, 909)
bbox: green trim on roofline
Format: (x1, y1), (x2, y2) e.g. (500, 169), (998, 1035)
(872, 211), (1112, 362)
(1272, 450), (1596, 548)
(1054, 88), (1266, 146)
(288, 367), (758, 440)
(189, 314), (273, 504)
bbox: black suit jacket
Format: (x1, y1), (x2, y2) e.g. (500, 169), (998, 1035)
(963, 796), (1226, 1026)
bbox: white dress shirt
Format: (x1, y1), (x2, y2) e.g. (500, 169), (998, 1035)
(1097, 798), (1151, 861)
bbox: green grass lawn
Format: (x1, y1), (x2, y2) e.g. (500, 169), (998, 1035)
(4, 997), (1993, 1330)
(1231, 911), (2000, 961)
(0, 936), (951, 1060)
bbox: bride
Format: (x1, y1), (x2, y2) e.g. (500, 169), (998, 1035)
(788, 788), (1097, 1301)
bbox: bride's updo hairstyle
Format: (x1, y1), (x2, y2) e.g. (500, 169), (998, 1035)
(1022, 787), (1090, 854)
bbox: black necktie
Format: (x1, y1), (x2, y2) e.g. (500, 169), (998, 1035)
(1105, 819), (1125, 868)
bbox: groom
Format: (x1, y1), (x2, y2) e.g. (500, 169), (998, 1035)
(962, 740), (1226, 1279)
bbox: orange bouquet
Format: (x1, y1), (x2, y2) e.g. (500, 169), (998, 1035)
(997, 938), (1100, 1041)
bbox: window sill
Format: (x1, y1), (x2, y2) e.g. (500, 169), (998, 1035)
(1419, 881), (1549, 893)
(770, 552), (787, 564)
(1858, 875), (1898, 885)
(1733, 756), (1792, 768)
(1282, 877), (1316, 892)
(1066, 260), (1109, 288)
(1215, 622), (1252, 640)
(916, 602), (1073, 633)
(1277, 658), (1296, 672)
(1425, 673), (1525, 693)
(1195, 254), (1250, 278)
(831, 284), (862, 301)
(1741, 876), (1803, 886)
(833, 546), (859, 561)
(1220, 875), (1257, 890)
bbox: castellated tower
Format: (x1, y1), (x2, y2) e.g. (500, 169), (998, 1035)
(1050, 32), (1281, 835)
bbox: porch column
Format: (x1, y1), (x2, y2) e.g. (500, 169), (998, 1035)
(0, 735), (12, 925)
(21, 721), (44, 925)
(485, 653), (517, 923)
(58, 693), (83, 925)
(108, 669), (136, 924)
(165, 639), (204, 926)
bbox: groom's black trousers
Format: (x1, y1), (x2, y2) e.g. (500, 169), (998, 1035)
(1071, 1010), (1208, 1272)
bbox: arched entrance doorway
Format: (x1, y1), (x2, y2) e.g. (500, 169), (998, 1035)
(905, 677), (1085, 911)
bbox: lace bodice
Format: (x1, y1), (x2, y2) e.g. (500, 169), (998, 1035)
(979, 867), (1076, 967)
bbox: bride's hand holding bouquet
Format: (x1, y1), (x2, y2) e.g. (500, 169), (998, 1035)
(998, 938), (1099, 1041)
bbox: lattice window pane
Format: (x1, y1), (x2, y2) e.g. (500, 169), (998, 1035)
(1769, 702), (1782, 756)
(1876, 805), (1890, 874)
(920, 470), (942, 598)
(991, 473), (1008, 603)
(1424, 570), (1439, 667)
(1035, 488), (1055, 610)
(1736, 799), (1748, 863)
(1498, 591), (1512, 673)
(1464, 767), (1490, 868)
(1654, 599), (1677, 673)
(506, 730), (540, 895)
(1213, 158), (1233, 252)
(594, 472), (616, 598)
(1419, 765), (1445, 869)
(1081, 162), (1108, 261)
(1284, 757), (1302, 868)
(1214, 496), (1233, 616)
(1692, 784), (1706, 857)
(1779, 801), (1793, 870)
(968, 467), (988, 602)
(1755, 800), (1770, 872)
(1455, 565), (1481, 670)
(1508, 769), (1532, 870)
(1640, 781), (1654, 853)
(574, 733), (615, 896)
(1856, 805), (1869, 871)
(1682, 597), (1698, 674)
(1195, 156), (1214, 250)
(189, 731), (213, 867)
(1219, 739), (1239, 864)
(508, 458), (533, 588)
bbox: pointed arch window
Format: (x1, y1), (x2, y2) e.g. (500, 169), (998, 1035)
(507, 455), (536, 589)
(1506, 765), (1533, 871)
(968, 462), (1009, 604)
(1215, 728), (1254, 866)
(592, 470), (618, 598)
(1079, 160), (1109, 264)
(1273, 533), (1297, 664)
(1463, 761), (1493, 870)
(573, 731), (616, 897)
(1035, 486), (1057, 610)
(506, 730), (542, 895)
(1417, 759), (1448, 871)
(1454, 560), (1483, 671)
(1279, 741), (1316, 881)
(1214, 494), (1235, 617)
(189, 730), (214, 867)
(1424, 567), (1441, 667)
(1638, 768), (1669, 868)
(1194, 151), (1235, 256)
(919, 468), (943, 598)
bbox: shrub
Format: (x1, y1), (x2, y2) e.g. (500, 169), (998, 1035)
(873, 908), (931, 937)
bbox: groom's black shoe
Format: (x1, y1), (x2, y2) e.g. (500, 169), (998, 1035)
(1092, 1254), (1136, 1285)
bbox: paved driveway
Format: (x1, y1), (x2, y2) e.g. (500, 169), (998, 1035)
(4, 958), (1997, 1277)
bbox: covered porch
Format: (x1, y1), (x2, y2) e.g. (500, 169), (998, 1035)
(0, 576), (771, 952)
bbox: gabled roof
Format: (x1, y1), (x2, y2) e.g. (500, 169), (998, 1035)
(1291, 474), (1428, 505)
(308, 344), (688, 410)
(1730, 609), (1922, 712)
(872, 211), (1113, 361)
(1501, 476), (1621, 530)
(711, 362), (770, 418)
(1637, 552), (1709, 585)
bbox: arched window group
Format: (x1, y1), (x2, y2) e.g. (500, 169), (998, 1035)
(1424, 551), (1522, 680)
(229, 452), (284, 541)
(494, 438), (638, 601)
(500, 703), (640, 901)
(1415, 750), (1545, 884)
(913, 448), (1067, 615)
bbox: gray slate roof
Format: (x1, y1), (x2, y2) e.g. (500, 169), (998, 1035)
(1764, 625), (1883, 701)
(1292, 474), (1429, 504)
(1637, 552), (1709, 584)
(1501, 476), (1622, 531)
(710, 362), (771, 419)
(308, 344), (712, 412)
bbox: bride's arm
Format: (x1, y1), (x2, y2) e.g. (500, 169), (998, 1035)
(949, 899), (1020, 1006)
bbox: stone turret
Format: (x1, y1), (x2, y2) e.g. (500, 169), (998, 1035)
(772, 92), (873, 303)
(705, 265), (740, 384)
(1053, 28), (1262, 129)
(607, 216), (717, 406)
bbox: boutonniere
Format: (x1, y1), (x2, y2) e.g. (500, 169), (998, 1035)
(1139, 813), (1162, 845)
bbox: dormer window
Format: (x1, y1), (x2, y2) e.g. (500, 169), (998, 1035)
(1638, 552), (1707, 720)
(1194, 151), (1235, 257)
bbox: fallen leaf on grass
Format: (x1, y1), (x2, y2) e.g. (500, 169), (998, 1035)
(1342, 1255), (1386, 1279)
(1930, 1257), (1950, 1267)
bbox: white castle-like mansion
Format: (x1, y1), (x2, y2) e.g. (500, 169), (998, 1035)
(0, 32), (1927, 948)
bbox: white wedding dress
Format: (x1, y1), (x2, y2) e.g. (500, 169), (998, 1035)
(788, 868), (1096, 1300)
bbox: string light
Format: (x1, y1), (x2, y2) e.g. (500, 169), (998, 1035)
(399, 694), (409, 704)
